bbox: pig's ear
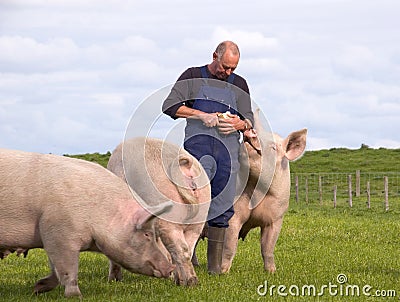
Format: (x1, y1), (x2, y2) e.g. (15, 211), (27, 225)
(248, 135), (262, 154)
(253, 108), (263, 131)
(134, 201), (173, 227)
(172, 154), (195, 180)
(178, 155), (193, 171)
(283, 128), (307, 161)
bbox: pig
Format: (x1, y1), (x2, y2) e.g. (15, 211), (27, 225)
(192, 109), (307, 273)
(0, 148), (175, 298)
(221, 110), (307, 273)
(107, 137), (211, 286)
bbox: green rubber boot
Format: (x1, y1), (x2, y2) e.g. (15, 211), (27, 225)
(207, 226), (226, 275)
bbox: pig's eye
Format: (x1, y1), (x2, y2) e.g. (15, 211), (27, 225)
(143, 232), (151, 239)
(271, 144), (277, 151)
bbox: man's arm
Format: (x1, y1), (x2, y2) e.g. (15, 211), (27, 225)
(162, 67), (201, 119)
(175, 105), (219, 128)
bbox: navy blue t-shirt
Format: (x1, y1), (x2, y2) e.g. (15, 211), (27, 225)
(162, 65), (254, 125)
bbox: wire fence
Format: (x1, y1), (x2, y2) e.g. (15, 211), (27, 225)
(290, 171), (400, 210)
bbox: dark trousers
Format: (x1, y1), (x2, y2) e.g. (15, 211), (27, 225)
(184, 134), (239, 228)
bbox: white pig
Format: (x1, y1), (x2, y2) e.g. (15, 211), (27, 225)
(221, 110), (307, 273)
(192, 110), (307, 274)
(0, 148), (175, 298)
(107, 137), (210, 286)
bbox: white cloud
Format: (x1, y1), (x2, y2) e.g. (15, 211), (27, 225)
(0, 36), (80, 71)
(332, 45), (383, 80)
(307, 137), (334, 151)
(0, 0), (399, 154)
(212, 27), (280, 56)
(119, 36), (158, 55)
(90, 93), (125, 107)
(371, 139), (400, 149)
(241, 58), (286, 77)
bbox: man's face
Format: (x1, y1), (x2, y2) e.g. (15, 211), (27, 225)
(214, 51), (239, 80)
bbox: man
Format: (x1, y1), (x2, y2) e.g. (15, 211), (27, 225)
(162, 41), (255, 274)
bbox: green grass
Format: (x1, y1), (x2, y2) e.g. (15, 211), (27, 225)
(1, 202), (399, 301)
(291, 146), (400, 173)
(288, 146), (400, 207)
(65, 148), (400, 200)
(1, 148), (398, 300)
(65, 146), (400, 173)
(64, 152), (111, 168)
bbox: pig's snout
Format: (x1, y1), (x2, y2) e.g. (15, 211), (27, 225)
(150, 261), (175, 278)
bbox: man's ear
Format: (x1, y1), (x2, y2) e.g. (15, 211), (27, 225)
(212, 52), (218, 60)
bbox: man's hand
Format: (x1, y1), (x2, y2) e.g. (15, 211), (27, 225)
(217, 113), (244, 135)
(199, 112), (219, 127)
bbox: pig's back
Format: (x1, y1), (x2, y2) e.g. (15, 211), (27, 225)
(0, 148), (134, 246)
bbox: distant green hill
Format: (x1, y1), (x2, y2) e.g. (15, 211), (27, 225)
(66, 146), (400, 205)
(289, 146), (400, 206)
(291, 146), (400, 173)
(66, 146), (400, 173)
(64, 152), (111, 168)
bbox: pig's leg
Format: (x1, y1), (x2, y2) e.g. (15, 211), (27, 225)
(108, 260), (123, 281)
(191, 224), (206, 267)
(190, 240), (200, 266)
(221, 220), (242, 273)
(160, 227), (197, 286)
(185, 226), (202, 265)
(34, 258), (60, 294)
(39, 218), (82, 297)
(260, 218), (283, 273)
(50, 250), (81, 297)
(43, 239), (82, 298)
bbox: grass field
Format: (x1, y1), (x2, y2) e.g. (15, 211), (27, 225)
(1, 147), (398, 301)
(290, 146), (400, 174)
(1, 201), (398, 301)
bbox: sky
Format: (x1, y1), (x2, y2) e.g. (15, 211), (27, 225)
(0, 0), (399, 155)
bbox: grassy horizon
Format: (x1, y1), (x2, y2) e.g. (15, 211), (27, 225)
(65, 146), (400, 173)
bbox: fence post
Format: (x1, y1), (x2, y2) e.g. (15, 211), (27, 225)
(356, 170), (360, 197)
(319, 175), (322, 205)
(333, 185), (337, 208)
(367, 181), (371, 209)
(348, 174), (352, 207)
(384, 176), (389, 211)
(295, 176), (299, 203)
(305, 177), (309, 204)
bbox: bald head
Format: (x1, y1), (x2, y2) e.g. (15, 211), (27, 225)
(209, 41), (240, 80)
(215, 41), (240, 60)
